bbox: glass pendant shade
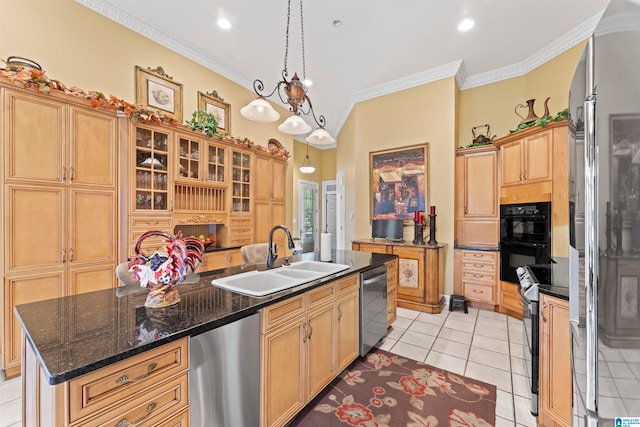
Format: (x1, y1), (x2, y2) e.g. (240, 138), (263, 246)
(278, 114), (312, 135)
(299, 155), (315, 173)
(240, 98), (280, 123)
(306, 127), (335, 145)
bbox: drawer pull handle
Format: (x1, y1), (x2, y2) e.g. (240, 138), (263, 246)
(473, 274), (483, 278)
(338, 305), (343, 321)
(308, 320), (313, 340)
(473, 253), (483, 257)
(302, 322), (308, 343)
(145, 220), (159, 225)
(473, 289), (483, 294)
(473, 264), (484, 268)
(69, 166), (75, 181)
(115, 363), (157, 384)
(115, 402), (157, 427)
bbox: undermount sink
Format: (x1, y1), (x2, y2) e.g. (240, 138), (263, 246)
(211, 260), (350, 297)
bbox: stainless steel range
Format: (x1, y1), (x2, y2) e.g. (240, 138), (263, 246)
(516, 266), (541, 416)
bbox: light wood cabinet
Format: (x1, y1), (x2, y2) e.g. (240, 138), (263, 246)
(336, 278), (359, 372)
(260, 275), (359, 427)
(386, 259), (398, 327)
(539, 293), (571, 427)
(453, 249), (499, 310)
(230, 148), (252, 214)
(498, 281), (522, 320)
(2, 87), (118, 377)
(254, 154), (287, 254)
(495, 120), (571, 259)
(454, 145), (499, 248)
(500, 130), (552, 187)
(22, 337), (189, 426)
(352, 240), (444, 313)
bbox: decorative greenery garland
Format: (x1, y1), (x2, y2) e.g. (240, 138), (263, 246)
(509, 108), (569, 133)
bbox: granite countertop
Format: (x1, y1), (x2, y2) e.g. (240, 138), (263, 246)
(15, 250), (395, 385)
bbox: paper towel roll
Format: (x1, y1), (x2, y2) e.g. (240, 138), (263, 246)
(321, 233), (332, 261)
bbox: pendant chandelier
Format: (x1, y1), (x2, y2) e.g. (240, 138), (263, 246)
(299, 141), (315, 174)
(240, 0), (335, 146)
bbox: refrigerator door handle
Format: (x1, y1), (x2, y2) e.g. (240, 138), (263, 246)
(583, 60), (599, 414)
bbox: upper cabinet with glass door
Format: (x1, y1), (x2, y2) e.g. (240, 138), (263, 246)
(175, 132), (226, 185)
(134, 126), (170, 211)
(231, 149), (251, 213)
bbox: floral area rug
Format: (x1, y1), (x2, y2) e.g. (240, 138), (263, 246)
(290, 349), (496, 427)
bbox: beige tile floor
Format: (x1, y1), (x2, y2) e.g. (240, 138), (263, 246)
(379, 306), (537, 427)
(0, 305), (535, 427)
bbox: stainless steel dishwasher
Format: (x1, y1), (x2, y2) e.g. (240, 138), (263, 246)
(189, 312), (260, 427)
(360, 265), (388, 356)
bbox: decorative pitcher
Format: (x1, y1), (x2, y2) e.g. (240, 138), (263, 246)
(515, 97), (551, 124)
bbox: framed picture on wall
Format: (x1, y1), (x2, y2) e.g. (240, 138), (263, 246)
(198, 91), (231, 134)
(135, 65), (183, 121)
(370, 143), (429, 221)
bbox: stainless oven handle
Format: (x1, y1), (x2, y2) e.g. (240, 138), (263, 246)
(501, 241), (548, 248)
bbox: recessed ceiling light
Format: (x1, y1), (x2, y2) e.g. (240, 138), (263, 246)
(332, 19), (342, 27)
(217, 18), (231, 30)
(458, 18), (474, 32)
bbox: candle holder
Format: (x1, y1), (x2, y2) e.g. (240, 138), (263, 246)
(413, 220), (425, 245)
(428, 214), (438, 246)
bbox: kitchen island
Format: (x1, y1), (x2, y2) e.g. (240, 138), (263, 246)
(15, 249), (396, 427)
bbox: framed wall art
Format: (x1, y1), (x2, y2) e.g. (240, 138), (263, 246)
(135, 65), (183, 121)
(370, 143), (429, 220)
(198, 90), (231, 134)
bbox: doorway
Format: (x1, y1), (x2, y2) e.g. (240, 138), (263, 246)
(298, 180), (318, 253)
(322, 180), (337, 249)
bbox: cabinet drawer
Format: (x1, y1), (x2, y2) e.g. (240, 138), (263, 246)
(201, 251), (226, 271)
(75, 373), (188, 426)
(308, 283), (337, 308)
(353, 243), (388, 254)
(151, 407), (190, 427)
(69, 338), (188, 422)
(261, 295), (305, 332)
(461, 250), (497, 263)
(130, 216), (173, 229)
(335, 274), (359, 296)
(229, 226), (253, 236)
(228, 236), (253, 246)
(461, 270), (496, 284)
(229, 217), (253, 227)
(460, 259), (496, 273)
(227, 248), (243, 267)
(463, 283), (495, 303)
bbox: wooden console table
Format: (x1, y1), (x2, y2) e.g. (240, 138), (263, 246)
(352, 240), (446, 313)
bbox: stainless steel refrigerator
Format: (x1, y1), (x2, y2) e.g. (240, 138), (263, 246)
(569, 1), (640, 425)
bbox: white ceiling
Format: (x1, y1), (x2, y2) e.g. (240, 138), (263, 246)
(77, 0), (610, 145)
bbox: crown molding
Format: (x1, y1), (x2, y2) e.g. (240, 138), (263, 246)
(76, 0), (608, 144)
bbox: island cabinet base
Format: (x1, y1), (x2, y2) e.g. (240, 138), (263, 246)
(22, 337), (190, 427)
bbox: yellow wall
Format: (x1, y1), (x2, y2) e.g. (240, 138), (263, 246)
(5, 0), (589, 296)
(3, 0), (297, 233)
(339, 46), (588, 295)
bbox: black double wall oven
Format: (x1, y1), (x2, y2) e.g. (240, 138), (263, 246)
(500, 201), (551, 416)
(499, 201), (552, 285)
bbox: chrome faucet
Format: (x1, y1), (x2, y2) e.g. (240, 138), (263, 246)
(267, 225), (296, 269)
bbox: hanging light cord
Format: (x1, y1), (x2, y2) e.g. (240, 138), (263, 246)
(283, 0), (306, 82)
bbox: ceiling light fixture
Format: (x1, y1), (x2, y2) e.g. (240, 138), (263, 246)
(241, 0), (335, 146)
(458, 18), (474, 32)
(299, 141), (315, 174)
(217, 18), (231, 30)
